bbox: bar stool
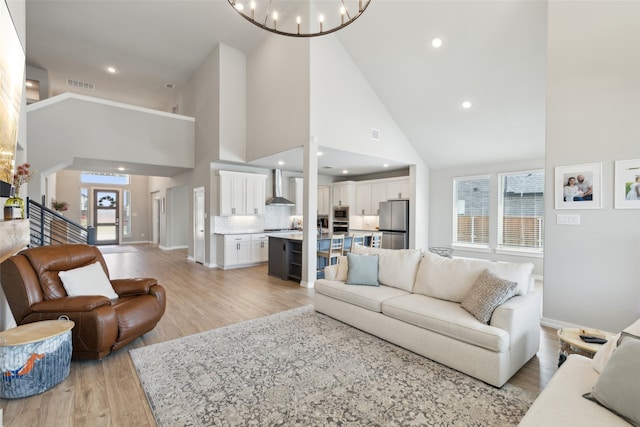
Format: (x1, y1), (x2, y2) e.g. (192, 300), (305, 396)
(318, 234), (345, 266)
(370, 232), (383, 248)
(348, 233), (366, 253)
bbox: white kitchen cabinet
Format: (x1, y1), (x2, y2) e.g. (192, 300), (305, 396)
(246, 175), (266, 215)
(332, 182), (355, 208)
(355, 183), (372, 215)
(356, 182), (389, 215)
(218, 171), (266, 216)
(251, 234), (269, 263)
(371, 183), (388, 215)
(317, 186), (330, 215)
(221, 234), (251, 268)
(386, 178), (410, 200)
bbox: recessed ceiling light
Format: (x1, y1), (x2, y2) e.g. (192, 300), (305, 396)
(107, 66), (117, 74)
(317, 151), (323, 156)
(383, 163), (389, 168)
(342, 169), (349, 174)
(26, 81), (33, 87)
(461, 100), (473, 109)
(277, 160), (284, 165)
(117, 167), (125, 171)
(431, 37), (443, 49)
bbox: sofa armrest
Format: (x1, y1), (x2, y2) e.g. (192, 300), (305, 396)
(111, 278), (157, 296)
(324, 264), (339, 281)
(31, 296), (112, 312)
(490, 291), (541, 357)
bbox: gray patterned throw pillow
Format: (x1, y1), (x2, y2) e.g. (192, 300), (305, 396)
(461, 269), (517, 324)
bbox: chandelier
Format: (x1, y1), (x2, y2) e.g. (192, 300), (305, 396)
(228, 0), (372, 37)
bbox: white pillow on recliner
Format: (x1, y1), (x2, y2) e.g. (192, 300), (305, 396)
(58, 261), (119, 300)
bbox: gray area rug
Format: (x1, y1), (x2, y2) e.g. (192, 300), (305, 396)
(130, 305), (536, 426)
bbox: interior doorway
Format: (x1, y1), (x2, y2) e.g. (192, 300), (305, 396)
(93, 189), (119, 245)
(152, 194), (161, 245)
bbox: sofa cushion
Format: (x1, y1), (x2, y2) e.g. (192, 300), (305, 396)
(351, 245), (422, 292)
(314, 280), (409, 313)
(461, 269), (517, 324)
(413, 252), (491, 302)
(487, 261), (534, 296)
(346, 253), (379, 286)
(584, 339), (640, 426)
(381, 293), (509, 352)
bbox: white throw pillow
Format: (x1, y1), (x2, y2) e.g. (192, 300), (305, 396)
(352, 245), (422, 292)
(58, 261), (118, 300)
(413, 253), (491, 302)
(335, 256), (349, 282)
(487, 261), (534, 296)
(592, 319), (640, 374)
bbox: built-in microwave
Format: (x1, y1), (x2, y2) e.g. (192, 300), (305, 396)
(334, 206), (349, 218)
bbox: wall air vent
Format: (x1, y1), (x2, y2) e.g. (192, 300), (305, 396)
(371, 128), (380, 141)
(66, 79), (95, 91)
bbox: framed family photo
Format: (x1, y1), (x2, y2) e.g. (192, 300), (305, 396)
(614, 159), (640, 209)
(554, 162), (602, 209)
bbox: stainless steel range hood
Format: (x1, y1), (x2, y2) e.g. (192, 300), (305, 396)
(266, 169), (295, 206)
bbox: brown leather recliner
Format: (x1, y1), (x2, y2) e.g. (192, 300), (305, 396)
(1, 244), (166, 360)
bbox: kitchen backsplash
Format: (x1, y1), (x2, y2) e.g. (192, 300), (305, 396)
(213, 205), (293, 234)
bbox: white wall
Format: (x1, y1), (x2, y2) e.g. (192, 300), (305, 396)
(26, 94), (195, 199)
(429, 158), (545, 275)
(544, 1), (640, 331)
(166, 185), (188, 249)
(174, 45), (222, 262)
(246, 36), (311, 161)
(219, 44), (246, 163)
(2, 0), (26, 331)
(309, 35), (430, 249)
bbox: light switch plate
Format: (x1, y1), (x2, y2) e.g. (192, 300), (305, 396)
(557, 214), (581, 225)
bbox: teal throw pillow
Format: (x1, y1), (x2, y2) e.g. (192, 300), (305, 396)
(346, 253), (379, 286)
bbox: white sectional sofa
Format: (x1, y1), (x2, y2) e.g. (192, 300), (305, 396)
(314, 245), (541, 387)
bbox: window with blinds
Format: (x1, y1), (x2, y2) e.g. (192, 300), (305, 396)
(498, 170), (544, 252)
(453, 175), (490, 246)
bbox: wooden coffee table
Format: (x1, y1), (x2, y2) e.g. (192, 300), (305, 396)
(557, 327), (611, 367)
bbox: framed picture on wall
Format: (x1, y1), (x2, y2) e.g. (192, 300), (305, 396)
(614, 159), (640, 209)
(554, 162), (602, 209)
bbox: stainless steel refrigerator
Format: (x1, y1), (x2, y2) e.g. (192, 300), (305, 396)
(378, 200), (409, 249)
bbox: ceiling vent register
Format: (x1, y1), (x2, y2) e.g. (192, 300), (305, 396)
(66, 79), (95, 91)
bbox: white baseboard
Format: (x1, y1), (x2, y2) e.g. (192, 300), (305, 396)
(158, 245), (188, 251)
(122, 240), (150, 245)
(300, 280), (314, 289)
(541, 317), (597, 331)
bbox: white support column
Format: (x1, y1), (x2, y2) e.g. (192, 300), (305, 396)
(300, 137), (318, 288)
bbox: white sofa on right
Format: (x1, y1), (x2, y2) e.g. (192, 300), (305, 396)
(520, 319), (640, 426)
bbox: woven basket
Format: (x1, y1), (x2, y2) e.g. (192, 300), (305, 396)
(0, 328), (72, 398)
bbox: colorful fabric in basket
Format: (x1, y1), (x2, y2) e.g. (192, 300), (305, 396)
(0, 331), (72, 399)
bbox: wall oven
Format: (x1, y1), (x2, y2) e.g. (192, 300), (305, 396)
(333, 206), (349, 233)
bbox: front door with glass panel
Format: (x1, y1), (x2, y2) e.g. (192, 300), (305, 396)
(94, 190), (119, 245)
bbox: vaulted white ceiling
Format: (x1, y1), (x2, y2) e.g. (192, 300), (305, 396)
(25, 0), (547, 175)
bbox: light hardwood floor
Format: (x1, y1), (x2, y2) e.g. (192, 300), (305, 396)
(1, 245), (559, 426)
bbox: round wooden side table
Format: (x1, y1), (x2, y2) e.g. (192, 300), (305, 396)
(557, 327), (610, 367)
(0, 319), (75, 398)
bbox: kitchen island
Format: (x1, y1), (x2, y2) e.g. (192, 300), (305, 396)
(267, 232), (372, 282)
